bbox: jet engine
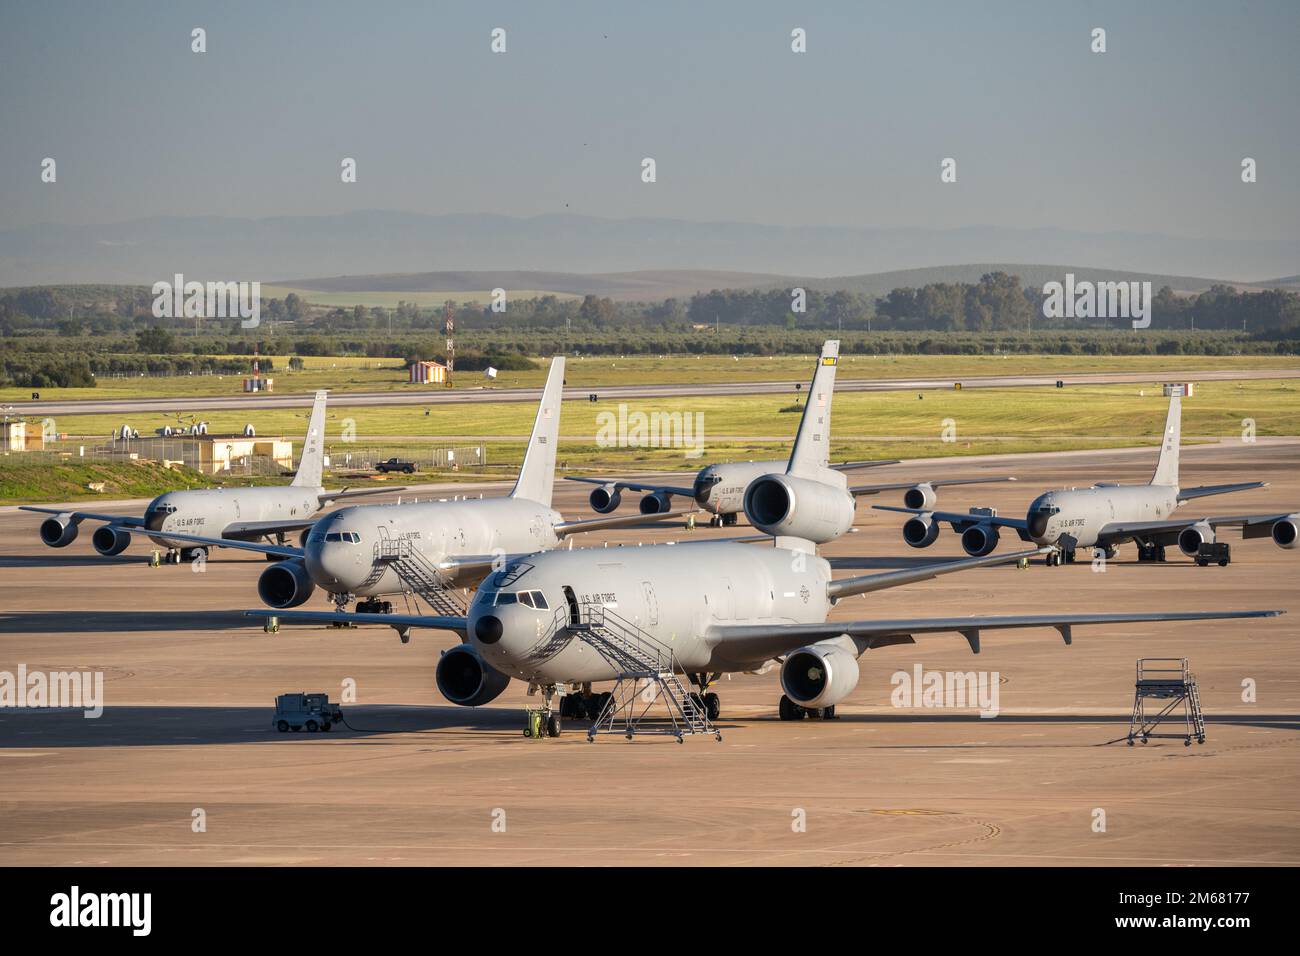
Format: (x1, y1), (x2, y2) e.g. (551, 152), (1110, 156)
(903, 482), (937, 510)
(743, 475), (854, 544)
(1272, 514), (1299, 550)
(1178, 521), (1215, 557)
(436, 644), (511, 706)
(257, 557), (317, 608)
(38, 513), (80, 548)
(780, 641), (860, 709)
(588, 485), (622, 514)
(902, 512), (941, 548)
(91, 525), (131, 556)
(639, 491), (672, 515)
(960, 523), (1000, 557)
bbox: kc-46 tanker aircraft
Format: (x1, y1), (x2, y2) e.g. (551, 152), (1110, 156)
(20, 390), (395, 563)
(875, 393), (1298, 566)
(248, 352), (1281, 737)
(567, 340), (1014, 526)
(156, 358), (690, 612)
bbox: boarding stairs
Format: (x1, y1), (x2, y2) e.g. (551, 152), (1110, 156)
(368, 537), (467, 617)
(1127, 658), (1207, 747)
(528, 602), (719, 742)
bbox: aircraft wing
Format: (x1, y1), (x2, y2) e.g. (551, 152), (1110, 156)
(707, 610), (1282, 664)
(141, 527), (303, 558)
(872, 504), (1030, 533)
(18, 506), (145, 528)
(219, 518), (317, 541)
(245, 609), (467, 638)
(319, 486), (406, 504)
(1097, 513), (1295, 548)
(830, 459), (901, 471)
(563, 476), (698, 497)
(1178, 482), (1267, 502)
(850, 476), (1016, 497)
(553, 510), (698, 538)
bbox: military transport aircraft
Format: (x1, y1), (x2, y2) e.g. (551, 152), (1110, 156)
(566, 340), (1014, 526)
(247, 368), (1281, 737)
(20, 390), (395, 563)
(155, 357), (692, 611)
(875, 394), (1296, 566)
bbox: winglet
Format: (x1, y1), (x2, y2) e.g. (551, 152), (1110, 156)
(511, 357), (565, 507)
(292, 389), (328, 489)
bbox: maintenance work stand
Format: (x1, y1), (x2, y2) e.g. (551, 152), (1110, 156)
(1127, 658), (1206, 747)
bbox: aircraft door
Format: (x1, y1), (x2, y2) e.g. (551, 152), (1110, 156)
(641, 581), (658, 625)
(563, 585), (581, 626)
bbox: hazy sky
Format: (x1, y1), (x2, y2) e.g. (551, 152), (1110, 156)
(2, 0), (1296, 240)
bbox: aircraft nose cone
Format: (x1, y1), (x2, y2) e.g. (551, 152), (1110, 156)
(475, 615), (503, 644)
(305, 539), (359, 590)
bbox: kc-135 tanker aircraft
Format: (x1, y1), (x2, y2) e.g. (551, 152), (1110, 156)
(875, 394), (1299, 566)
(250, 343), (1281, 737)
(567, 342), (1014, 525)
(149, 357), (689, 612)
(19, 390), (396, 562)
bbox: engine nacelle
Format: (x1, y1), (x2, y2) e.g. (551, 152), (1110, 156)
(588, 485), (622, 514)
(903, 483), (937, 511)
(436, 644), (511, 707)
(780, 641), (860, 709)
(1178, 521), (1215, 557)
(257, 557), (317, 609)
(960, 523), (1000, 557)
(743, 474), (854, 544)
(902, 512), (941, 548)
(639, 491), (673, 515)
(91, 525), (132, 556)
(1272, 514), (1299, 550)
(38, 514), (80, 548)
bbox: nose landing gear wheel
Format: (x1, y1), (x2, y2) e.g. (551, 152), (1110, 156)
(545, 714), (562, 738)
(703, 692), (721, 721)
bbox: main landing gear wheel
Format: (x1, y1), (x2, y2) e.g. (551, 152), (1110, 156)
(703, 692), (721, 720)
(778, 695), (805, 721)
(821, 705), (836, 720)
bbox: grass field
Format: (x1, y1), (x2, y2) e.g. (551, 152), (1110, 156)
(2, 352), (1297, 404)
(0, 459), (220, 504)
(18, 380), (1296, 495)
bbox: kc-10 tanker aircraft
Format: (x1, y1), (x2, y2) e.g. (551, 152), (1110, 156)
(250, 357), (1281, 737)
(156, 357), (690, 611)
(567, 340), (1014, 526)
(875, 393), (1298, 566)
(20, 390), (395, 563)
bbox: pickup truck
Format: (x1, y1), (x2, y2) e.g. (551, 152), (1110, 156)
(375, 457), (417, 474)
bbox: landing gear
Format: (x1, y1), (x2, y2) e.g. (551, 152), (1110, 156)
(1137, 542), (1167, 563)
(688, 673), (722, 720)
(779, 695), (804, 721)
(703, 692), (721, 721)
(525, 684), (563, 738)
(722, 512), (738, 527)
(355, 599), (393, 614)
(1045, 547), (1076, 567)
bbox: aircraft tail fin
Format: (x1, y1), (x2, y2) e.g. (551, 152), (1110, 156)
(786, 340), (839, 478)
(511, 357), (565, 507)
(291, 390), (328, 488)
(1150, 394), (1181, 488)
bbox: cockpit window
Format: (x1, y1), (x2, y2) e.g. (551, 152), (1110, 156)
(491, 590), (548, 608)
(323, 532), (361, 543)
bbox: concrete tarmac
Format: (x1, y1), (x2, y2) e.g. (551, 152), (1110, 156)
(1, 441), (1297, 866)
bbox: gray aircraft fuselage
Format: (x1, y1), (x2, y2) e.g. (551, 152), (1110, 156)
(306, 496), (564, 595)
(470, 541), (831, 683)
(1026, 484), (1179, 548)
(144, 485), (324, 549)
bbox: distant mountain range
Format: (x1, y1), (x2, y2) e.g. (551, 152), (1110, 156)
(1, 210), (1296, 288)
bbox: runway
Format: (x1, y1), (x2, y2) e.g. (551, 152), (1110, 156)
(10, 367), (1300, 417)
(1, 441), (1297, 866)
